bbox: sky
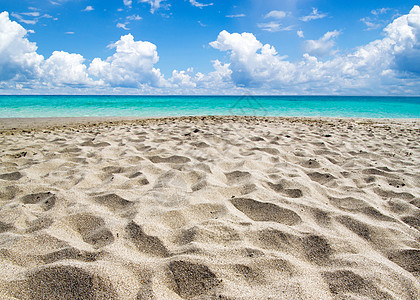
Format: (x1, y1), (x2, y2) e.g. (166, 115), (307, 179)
(0, 0), (420, 95)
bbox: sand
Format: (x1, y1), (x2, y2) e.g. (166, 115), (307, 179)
(0, 116), (419, 299)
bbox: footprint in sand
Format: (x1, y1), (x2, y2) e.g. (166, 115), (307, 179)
(387, 249), (420, 276)
(39, 247), (100, 264)
(168, 260), (222, 298)
(225, 171), (251, 185)
(125, 221), (170, 257)
(0, 171), (23, 181)
(66, 213), (114, 248)
(148, 155), (190, 164)
(21, 265), (117, 300)
(322, 270), (392, 299)
(307, 172), (336, 185)
(230, 198), (302, 226)
(301, 234), (333, 264)
(21, 192), (56, 211)
(267, 182), (303, 198)
(93, 193), (134, 212)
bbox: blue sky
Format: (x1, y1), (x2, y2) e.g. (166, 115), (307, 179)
(1, 0), (419, 95)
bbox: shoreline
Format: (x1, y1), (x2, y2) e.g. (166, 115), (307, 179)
(1, 115), (419, 133)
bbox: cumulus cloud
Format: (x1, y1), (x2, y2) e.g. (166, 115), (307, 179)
(210, 6), (420, 93)
(1, 6), (420, 95)
(297, 30), (304, 38)
(88, 34), (166, 87)
(303, 30), (340, 57)
(123, 0), (132, 8)
(300, 8), (327, 22)
(43, 51), (93, 86)
(0, 13), (167, 90)
(0, 12), (43, 81)
(209, 30), (294, 87)
(171, 69), (196, 88)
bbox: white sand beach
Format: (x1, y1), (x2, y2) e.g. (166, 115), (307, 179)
(0, 116), (419, 299)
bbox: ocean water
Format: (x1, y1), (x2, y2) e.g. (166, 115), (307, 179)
(0, 95), (419, 118)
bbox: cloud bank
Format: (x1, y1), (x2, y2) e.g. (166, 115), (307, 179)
(1, 6), (420, 95)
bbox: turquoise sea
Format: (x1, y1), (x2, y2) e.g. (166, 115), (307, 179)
(0, 96), (419, 118)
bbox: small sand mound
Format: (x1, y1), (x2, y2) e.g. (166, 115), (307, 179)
(230, 198), (302, 225)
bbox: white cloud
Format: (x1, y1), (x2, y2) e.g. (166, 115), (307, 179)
(303, 30), (340, 57)
(372, 8), (390, 15)
(65, 31), (74, 34)
(170, 70), (196, 88)
(257, 22), (281, 32)
(123, 0), (132, 8)
(11, 13), (37, 24)
(117, 22), (130, 30)
(139, 0), (165, 13)
(189, 0), (213, 8)
(360, 17), (381, 30)
(300, 8), (327, 22)
(0, 12), (43, 81)
(361, 8), (395, 31)
(82, 6), (94, 12)
(21, 12), (40, 17)
(297, 30), (304, 38)
(257, 22), (294, 32)
(264, 10), (287, 19)
(210, 6), (420, 94)
(1, 6), (420, 95)
(226, 14), (245, 18)
(127, 15), (142, 21)
(11, 11), (53, 25)
(88, 34), (166, 87)
(43, 51), (93, 86)
(210, 30), (294, 87)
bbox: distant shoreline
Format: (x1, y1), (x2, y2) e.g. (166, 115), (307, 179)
(1, 115), (418, 134)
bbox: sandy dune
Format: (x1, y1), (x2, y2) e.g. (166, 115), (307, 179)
(0, 116), (419, 299)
